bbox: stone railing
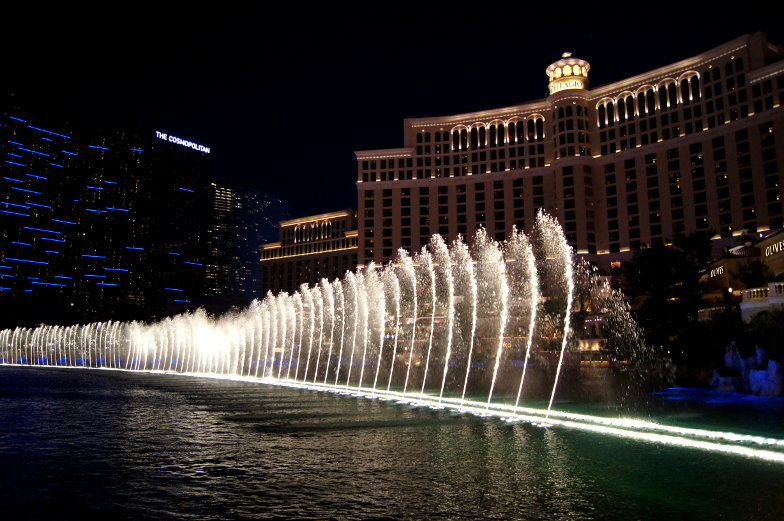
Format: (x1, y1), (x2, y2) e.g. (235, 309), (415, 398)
(697, 306), (726, 322)
(740, 282), (784, 322)
(742, 287), (769, 301)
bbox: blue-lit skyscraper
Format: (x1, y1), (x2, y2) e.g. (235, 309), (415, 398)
(0, 113), (212, 327)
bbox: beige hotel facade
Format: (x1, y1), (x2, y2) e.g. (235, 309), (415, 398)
(260, 209), (358, 294)
(355, 32), (784, 271)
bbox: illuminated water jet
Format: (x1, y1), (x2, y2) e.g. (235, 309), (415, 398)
(2, 210), (781, 463)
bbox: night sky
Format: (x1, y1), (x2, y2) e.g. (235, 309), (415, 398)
(5, 5), (784, 217)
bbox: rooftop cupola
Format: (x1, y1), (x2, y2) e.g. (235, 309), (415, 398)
(546, 52), (590, 95)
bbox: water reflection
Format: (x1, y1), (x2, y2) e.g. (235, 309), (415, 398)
(1, 368), (783, 521)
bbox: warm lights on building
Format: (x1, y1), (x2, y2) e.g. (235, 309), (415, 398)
(354, 32), (784, 272)
(546, 52), (590, 95)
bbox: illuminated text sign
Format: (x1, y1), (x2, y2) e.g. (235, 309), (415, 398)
(710, 266), (725, 278)
(548, 78), (585, 95)
(765, 239), (784, 257)
(155, 131), (210, 154)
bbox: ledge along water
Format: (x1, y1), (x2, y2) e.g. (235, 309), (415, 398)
(2, 211), (783, 464)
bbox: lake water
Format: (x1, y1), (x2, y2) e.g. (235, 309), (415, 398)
(1, 367), (783, 520)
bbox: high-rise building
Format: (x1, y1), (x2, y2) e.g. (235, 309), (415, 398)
(355, 32), (784, 271)
(0, 114), (212, 326)
(206, 180), (288, 298)
(260, 209), (358, 295)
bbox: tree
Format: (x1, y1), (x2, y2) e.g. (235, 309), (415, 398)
(622, 232), (713, 366)
(732, 259), (774, 289)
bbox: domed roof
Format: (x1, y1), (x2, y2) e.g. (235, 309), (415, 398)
(546, 53), (590, 95)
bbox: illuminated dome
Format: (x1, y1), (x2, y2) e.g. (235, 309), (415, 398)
(546, 52), (590, 95)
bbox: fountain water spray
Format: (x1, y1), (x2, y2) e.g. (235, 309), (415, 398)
(3, 212), (772, 463)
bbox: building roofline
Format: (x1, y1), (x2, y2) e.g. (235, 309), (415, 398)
(279, 208), (356, 227)
(354, 148), (414, 159)
(377, 32), (774, 130)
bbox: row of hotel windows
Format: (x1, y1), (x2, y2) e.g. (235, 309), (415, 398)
(598, 59), (784, 155)
(597, 75), (701, 128)
(359, 119), (782, 259)
(359, 144), (547, 182)
(361, 178), (545, 259)
(261, 254), (358, 293)
(599, 122), (781, 252)
(414, 118), (546, 149)
(596, 59), (746, 128)
(361, 57), (784, 182)
(360, 79), (782, 184)
(262, 237), (358, 259)
(280, 219), (351, 245)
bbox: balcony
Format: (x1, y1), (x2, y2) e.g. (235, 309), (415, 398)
(740, 282), (784, 322)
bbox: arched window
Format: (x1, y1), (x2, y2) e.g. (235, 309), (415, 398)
(681, 78), (691, 103)
(598, 104), (606, 128)
(470, 128), (478, 149)
(658, 87), (668, 109)
(479, 126), (486, 148)
(691, 76), (700, 101)
(452, 130), (459, 150)
(508, 121), (516, 142)
(489, 125), (497, 146)
(460, 129), (468, 149)
(725, 61), (734, 76)
(646, 90), (656, 113)
(535, 119), (544, 141)
(668, 83), (677, 107)
(424, 132), (431, 142)
(442, 131), (449, 142)
(617, 98), (626, 122)
(625, 95), (635, 120)
(565, 105), (573, 117)
(527, 119), (535, 141)
(637, 93), (646, 115)
(517, 121), (525, 141)
(497, 124), (505, 145)
(607, 102), (615, 123)
(416, 133), (423, 143)
(558, 107), (565, 119)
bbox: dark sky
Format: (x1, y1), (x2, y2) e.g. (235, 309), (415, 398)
(5, 5), (784, 217)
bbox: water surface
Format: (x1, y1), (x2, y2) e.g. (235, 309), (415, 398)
(1, 367), (782, 520)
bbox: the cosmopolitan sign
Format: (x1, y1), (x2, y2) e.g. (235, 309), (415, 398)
(155, 131), (210, 154)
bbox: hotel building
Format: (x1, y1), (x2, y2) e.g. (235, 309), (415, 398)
(355, 32), (784, 270)
(260, 209), (358, 295)
(206, 181), (288, 299)
(0, 113), (212, 326)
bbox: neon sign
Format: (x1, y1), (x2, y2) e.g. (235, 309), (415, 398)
(155, 131), (210, 154)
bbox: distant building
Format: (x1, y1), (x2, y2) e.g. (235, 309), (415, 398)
(355, 32), (784, 272)
(206, 181), (288, 299)
(698, 229), (784, 322)
(260, 209), (358, 295)
(0, 114), (211, 326)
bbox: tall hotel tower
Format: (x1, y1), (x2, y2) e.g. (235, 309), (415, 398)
(0, 116), (212, 326)
(355, 32), (784, 270)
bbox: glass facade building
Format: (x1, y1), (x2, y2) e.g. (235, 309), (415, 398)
(0, 114), (211, 327)
(206, 181), (288, 298)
